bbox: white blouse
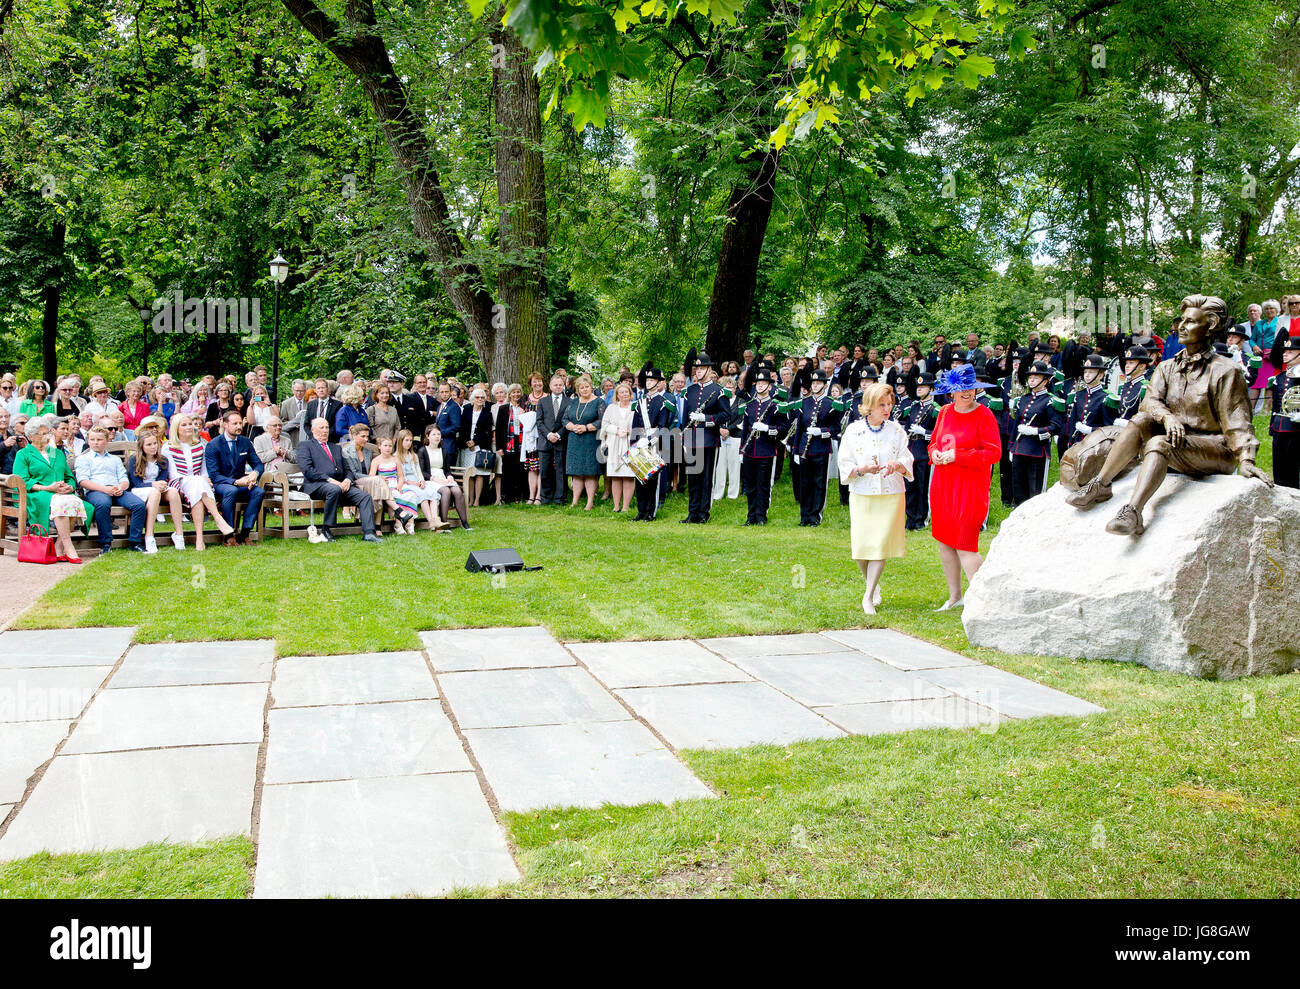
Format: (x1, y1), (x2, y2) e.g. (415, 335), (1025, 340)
(837, 419), (914, 496)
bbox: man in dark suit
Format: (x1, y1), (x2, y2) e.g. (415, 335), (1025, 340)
(306, 377), (343, 443)
(433, 382), (461, 466)
(204, 410), (265, 545)
(535, 371), (570, 505)
(401, 373), (439, 443)
(925, 333), (952, 374)
(297, 417), (382, 542)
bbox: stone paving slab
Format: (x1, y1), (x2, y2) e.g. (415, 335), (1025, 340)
(111, 640), (275, 687)
(566, 639), (750, 688)
(63, 683), (267, 754)
(438, 667), (628, 729)
(464, 720), (714, 812)
(0, 627), (136, 668)
(815, 697), (1005, 736)
(726, 651), (950, 708)
(0, 744), (258, 860)
(698, 632), (841, 660)
(616, 682), (845, 750)
(0, 667), (111, 723)
(0, 720), (70, 804)
(273, 652), (436, 708)
(254, 773), (519, 898)
(421, 626), (574, 672)
(918, 665), (1105, 719)
(820, 629), (983, 670)
(264, 701), (470, 784)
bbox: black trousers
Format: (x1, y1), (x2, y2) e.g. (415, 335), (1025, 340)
(686, 444), (717, 521)
(1273, 432), (1299, 489)
(635, 470), (663, 520)
(1012, 455), (1047, 506)
(538, 442), (566, 504)
(742, 455), (776, 523)
(309, 481), (376, 534)
(905, 456), (931, 528)
(798, 454), (829, 525)
(998, 443), (1014, 505)
(500, 450), (525, 503)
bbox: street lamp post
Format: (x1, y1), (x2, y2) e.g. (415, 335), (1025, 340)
(269, 252), (289, 400)
(138, 306), (152, 376)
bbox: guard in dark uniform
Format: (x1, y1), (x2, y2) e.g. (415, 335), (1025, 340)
(679, 350), (729, 523)
(902, 371), (938, 529)
(789, 369), (840, 526)
(738, 368), (786, 524)
(1010, 360), (1063, 505)
(1106, 345), (1151, 425)
(1268, 337), (1300, 489)
(1060, 353), (1115, 457)
(631, 366), (674, 521)
(984, 352), (1020, 507)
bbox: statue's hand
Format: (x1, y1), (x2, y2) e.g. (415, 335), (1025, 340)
(1240, 461), (1274, 486)
(1164, 417), (1186, 448)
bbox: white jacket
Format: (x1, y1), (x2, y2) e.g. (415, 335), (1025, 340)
(837, 419), (914, 496)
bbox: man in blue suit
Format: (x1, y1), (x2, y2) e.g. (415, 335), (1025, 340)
(434, 381), (461, 466)
(205, 410), (265, 545)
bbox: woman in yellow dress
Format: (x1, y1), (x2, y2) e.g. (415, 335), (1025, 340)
(836, 383), (914, 614)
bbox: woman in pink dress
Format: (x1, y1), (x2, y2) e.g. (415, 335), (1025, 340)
(163, 413), (236, 550)
(927, 366), (1002, 611)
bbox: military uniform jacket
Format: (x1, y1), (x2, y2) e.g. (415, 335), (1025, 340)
(631, 392), (676, 449)
(1269, 372), (1300, 435)
(1107, 377), (1148, 422)
(791, 394), (841, 458)
(739, 394), (787, 458)
(681, 380), (729, 450)
(1011, 390), (1062, 458)
(1063, 385), (1114, 447)
(902, 398), (938, 458)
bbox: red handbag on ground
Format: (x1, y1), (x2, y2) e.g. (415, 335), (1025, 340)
(18, 524), (57, 565)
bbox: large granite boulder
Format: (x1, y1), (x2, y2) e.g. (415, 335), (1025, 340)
(963, 474), (1300, 679)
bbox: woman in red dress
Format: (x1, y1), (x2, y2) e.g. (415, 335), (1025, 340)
(927, 366), (1002, 611)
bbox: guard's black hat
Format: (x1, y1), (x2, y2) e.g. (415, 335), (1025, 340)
(1212, 341), (1232, 358)
(752, 367), (776, 384)
(951, 348), (970, 363)
(1082, 353), (1107, 371)
(810, 369), (829, 383)
(1033, 341), (1053, 355)
(1027, 360), (1054, 378)
(644, 366), (666, 382)
(1283, 336), (1300, 352)
(1123, 345), (1152, 363)
(693, 351), (714, 368)
(915, 372), (936, 388)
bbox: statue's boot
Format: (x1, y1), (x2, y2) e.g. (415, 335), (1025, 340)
(1105, 504), (1145, 535)
(1065, 477), (1112, 509)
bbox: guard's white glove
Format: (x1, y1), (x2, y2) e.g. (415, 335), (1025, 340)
(645, 427), (658, 438)
(1113, 417), (1129, 428)
(1017, 424), (1038, 437)
(1038, 429), (1051, 439)
(808, 427), (823, 437)
(1076, 422), (1093, 435)
(909, 424), (926, 436)
(689, 412), (704, 423)
(1290, 413), (1300, 424)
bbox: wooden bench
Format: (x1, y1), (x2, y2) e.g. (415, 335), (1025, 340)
(0, 450), (276, 557)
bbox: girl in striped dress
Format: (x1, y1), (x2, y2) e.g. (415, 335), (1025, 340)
(394, 430), (444, 533)
(370, 436), (422, 534)
(163, 413), (235, 550)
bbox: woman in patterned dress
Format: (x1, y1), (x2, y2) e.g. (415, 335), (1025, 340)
(393, 430), (445, 533)
(163, 413), (236, 550)
(369, 435), (421, 534)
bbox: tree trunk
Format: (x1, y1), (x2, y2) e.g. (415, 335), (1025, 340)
(41, 219), (64, 383)
(490, 21), (549, 381)
(705, 147), (779, 361)
(281, 0), (546, 380)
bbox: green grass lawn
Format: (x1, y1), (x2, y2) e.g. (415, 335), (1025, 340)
(5, 423), (1295, 898)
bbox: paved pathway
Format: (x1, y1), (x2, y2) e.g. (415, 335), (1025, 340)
(0, 554), (76, 631)
(0, 625), (1102, 897)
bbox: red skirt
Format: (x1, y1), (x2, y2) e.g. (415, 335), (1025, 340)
(929, 462), (989, 552)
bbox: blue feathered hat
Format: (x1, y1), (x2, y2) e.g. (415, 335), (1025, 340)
(931, 364), (994, 395)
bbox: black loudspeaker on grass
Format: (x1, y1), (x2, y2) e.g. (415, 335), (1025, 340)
(465, 548), (541, 574)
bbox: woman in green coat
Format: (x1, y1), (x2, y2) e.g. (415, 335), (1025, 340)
(18, 380), (55, 418)
(13, 422), (93, 562)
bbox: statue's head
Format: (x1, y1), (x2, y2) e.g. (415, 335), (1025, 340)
(1178, 295), (1227, 349)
